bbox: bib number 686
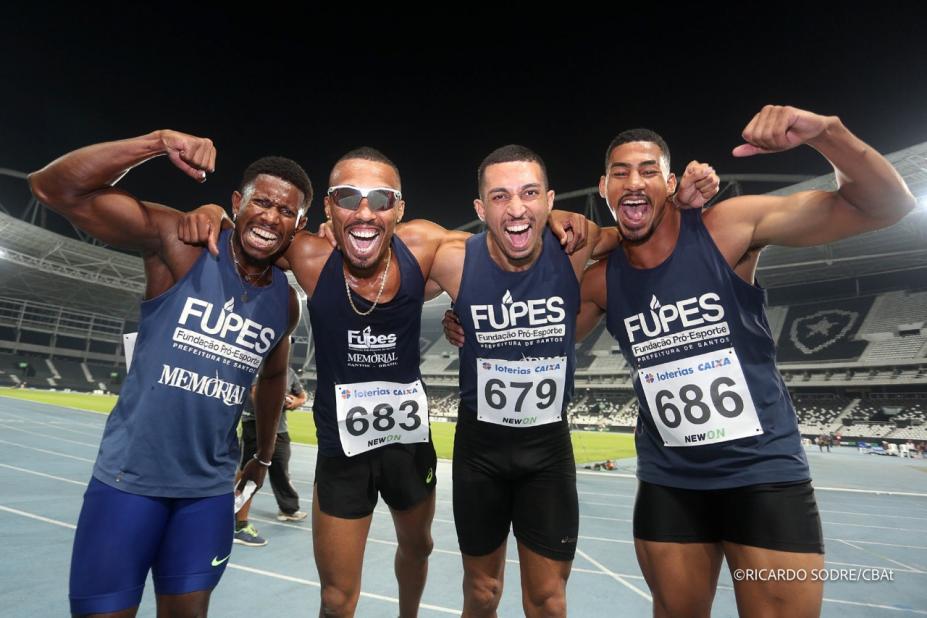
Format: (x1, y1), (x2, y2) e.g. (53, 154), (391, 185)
(655, 377), (744, 428)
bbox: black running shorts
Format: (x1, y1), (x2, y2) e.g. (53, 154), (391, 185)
(453, 419), (579, 561)
(633, 479), (824, 553)
(314, 442), (437, 518)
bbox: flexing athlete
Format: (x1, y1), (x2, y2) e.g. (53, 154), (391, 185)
(433, 145), (716, 617)
(180, 146), (591, 617)
(576, 106), (915, 617)
(29, 131), (305, 617)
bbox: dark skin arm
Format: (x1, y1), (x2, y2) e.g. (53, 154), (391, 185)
(237, 288), (301, 493)
(28, 130), (217, 298)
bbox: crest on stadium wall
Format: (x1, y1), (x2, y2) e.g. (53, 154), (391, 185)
(788, 309), (859, 355)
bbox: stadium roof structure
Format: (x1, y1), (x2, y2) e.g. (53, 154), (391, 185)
(0, 142), (925, 321)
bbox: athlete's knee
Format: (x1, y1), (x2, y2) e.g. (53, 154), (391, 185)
(320, 583), (359, 617)
(398, 531), (434, 562)
(522, 585), (566, 618)
(651, 590), (712, 618)
(463, 572), (503, 613)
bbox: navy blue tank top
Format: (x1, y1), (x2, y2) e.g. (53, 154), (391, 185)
(456, 229), (579, 431)
(605, 209), (809, 489)
(308, 236), (426, 457)
(93, 228), (291, 497)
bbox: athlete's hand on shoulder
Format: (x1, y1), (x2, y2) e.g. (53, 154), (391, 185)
(178, 203), (228, 256)
(157, 130), (216, 182)
(315, 220), (338, 249)
(732, 105), (834, 157)
(674, 161), (719, 209)
(549, 210), (588, 254)
(237, 457), (268, 494)
(442, 310), (465, 348)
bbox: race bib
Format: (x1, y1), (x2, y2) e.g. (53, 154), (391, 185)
(639, 348), (762, 447)
(476, 357), (566, 428)
(335, 380), (429, 456)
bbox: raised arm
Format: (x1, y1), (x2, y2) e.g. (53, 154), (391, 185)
(29, 130), (216, 253)
(709, 105), (915, 251)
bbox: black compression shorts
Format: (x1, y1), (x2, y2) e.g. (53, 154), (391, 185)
(453, 419), (578, 561)
(314, 442), (437, 518)
(633, 479), (824, 553)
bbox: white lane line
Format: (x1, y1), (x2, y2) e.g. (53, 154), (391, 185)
(0, 438), (95, 463)
(0, 504), (76, 529)
(717, 581), (927, 615)
(0, 463), (86, 486)
(225, 564), (462, 615)
(0, 424), (100, 447)
(574, 548), (652, 602)
(819, 509), (927, 522)
(0, 504), (461, 615)
(577, 471), (637, 480)
(834, 538), (924, 573)
(815, 486), (927, 498)
(824, 521), (927, 533)
(577, 490), (636, 498)
(827, 538), (927, 551)
(581, 514), (633, 523)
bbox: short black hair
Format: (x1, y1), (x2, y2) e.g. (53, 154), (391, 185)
(477, 144), (548, 196)
(604, 129), (671, 172)
(240, 156), (313, 210)
(331, 147), (401, 187)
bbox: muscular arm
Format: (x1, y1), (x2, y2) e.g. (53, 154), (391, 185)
(708, 107), (915, 254)
(576, 260), (608, 342)
(28, 130), (216, 254)
(252, 289), (301, 462)
(396, 219), (470, 302)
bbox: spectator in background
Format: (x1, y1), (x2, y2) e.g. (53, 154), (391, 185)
(234, 362), (309, 547)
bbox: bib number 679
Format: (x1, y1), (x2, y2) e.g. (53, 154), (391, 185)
(655, 377), (744, 428)
(484, 378), (557, 413)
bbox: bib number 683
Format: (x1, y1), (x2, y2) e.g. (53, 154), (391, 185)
(345, 400), (422, 437)
(655, 376), (744, 429)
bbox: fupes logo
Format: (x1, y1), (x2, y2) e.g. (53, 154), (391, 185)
(347, 326), (397, 351)
(177, 297), (276, 354)
(471, 289), (566, 331)
(624, 293), (724, 343)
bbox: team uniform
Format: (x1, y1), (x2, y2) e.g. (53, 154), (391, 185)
(70, 229), (291, 614)
(453, 229), (580, 560)
(604, 209), (823, 552)
(308, 236), (436, 518)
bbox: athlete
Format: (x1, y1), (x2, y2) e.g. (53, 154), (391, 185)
(576, 106), (915, 617)
(29, 131), (306, 617)
(179, 145), (593, 617)
(432, 145), (717, 617)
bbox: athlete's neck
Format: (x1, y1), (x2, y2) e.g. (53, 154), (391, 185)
(622, 205), (681, 270)
(485, 232), (544, 273)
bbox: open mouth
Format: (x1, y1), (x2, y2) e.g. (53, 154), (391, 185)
(504, 222), (533, 251)
(618, 194), (651, 227)
(346, 226), (381, 258)
(244, 226), (280, 251)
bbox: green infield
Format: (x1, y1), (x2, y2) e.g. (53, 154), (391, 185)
(0, 387), (117, 414)
(0, 389), (637, 462)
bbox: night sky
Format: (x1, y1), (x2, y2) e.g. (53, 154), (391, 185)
(3, 5), (926, 237)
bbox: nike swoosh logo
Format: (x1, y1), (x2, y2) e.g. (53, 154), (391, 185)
(212, 554), (231, 567)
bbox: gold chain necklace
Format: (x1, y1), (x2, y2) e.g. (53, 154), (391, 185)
(229, 233), (270, 302)
(344, 245), (392, 316)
